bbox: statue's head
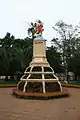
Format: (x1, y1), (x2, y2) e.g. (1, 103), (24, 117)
(35, 20), (43, 26)
(38, 20), (42, 23)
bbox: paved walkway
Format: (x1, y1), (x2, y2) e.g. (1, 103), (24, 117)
(0, 88), (80, 120)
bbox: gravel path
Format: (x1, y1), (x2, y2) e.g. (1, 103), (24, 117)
(0, 88), (80, 120)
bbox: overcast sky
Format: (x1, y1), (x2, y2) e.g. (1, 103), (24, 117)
(0, 0), (80, 44)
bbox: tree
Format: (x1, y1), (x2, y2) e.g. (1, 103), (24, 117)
(69, 38), (80, 79)
(0, 32), (33, 76)
(46, 45), (63, 73)
(0, 32), (15, 75)
(27, 22), (37, 39)
(51, 20), (80, 81)
(9, 37), (33, 74)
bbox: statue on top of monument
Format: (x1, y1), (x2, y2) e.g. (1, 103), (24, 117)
(35, 20), (44, 35)
(27, 20), (44, 39)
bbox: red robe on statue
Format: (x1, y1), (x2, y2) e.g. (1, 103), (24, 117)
(37, 24), (43, 34)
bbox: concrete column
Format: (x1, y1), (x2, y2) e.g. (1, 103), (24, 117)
(23, 81), (28, 92)
(42, 81), (46, 93)
(58, 81), (62, 92)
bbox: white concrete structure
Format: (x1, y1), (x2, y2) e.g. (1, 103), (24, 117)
(17, 22), (62, 93)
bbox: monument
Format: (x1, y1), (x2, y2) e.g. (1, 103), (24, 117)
(12, 20), (68, 99)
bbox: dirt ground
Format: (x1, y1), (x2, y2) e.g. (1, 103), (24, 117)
(0, 88), (80, 120)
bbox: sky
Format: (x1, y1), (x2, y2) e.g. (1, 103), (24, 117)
(0, 0), (80, 45)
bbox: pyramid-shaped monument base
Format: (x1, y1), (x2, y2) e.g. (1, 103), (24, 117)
(12, 37), (69, 99)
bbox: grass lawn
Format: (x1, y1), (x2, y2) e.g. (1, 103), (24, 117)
(61, 81), (80, 86)
(69, 81), (80, 85)
(0, 80), (17, 84)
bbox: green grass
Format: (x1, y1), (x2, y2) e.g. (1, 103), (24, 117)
(0, 80), (17, 87)
(69, 82), (80, 85)
(0, 80), (17, 84)
(61, 81), (80, 86)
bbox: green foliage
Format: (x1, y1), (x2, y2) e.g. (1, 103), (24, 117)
(46, 45), (63, 73)
(52, 20), (80, 77)
(18, 81), (25, 91)
(0, 32), (33, 76)
(27, 22), (37, 39)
